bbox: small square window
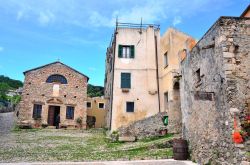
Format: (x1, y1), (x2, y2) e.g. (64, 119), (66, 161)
(196, 69), (201, 82)
(66, 106), (74, 119)
(87, 102), (92, 108)
(126, 102), (134, 112)
(98, 103), (105, 109)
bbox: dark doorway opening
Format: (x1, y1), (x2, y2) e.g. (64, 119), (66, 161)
(48, 106), (60, 126)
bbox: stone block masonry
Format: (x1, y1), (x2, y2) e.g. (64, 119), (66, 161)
(180, 17), (250, 164)
(18, 62), (88, 128)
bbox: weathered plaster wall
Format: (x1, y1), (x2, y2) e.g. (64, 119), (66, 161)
(110, 27), (160, 131)
(87, 97), (107, 128)
(180, 17), (250, 164)
(19, 62), (88, 127)
(159, 28), (195, 133)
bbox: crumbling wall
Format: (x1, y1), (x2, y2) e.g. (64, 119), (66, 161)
(118, 112), (168, 139)
(180, 17), (250, 164)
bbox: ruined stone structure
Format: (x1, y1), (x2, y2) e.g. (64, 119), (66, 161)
(105, 23), (161, 131)
(159, 28), (196, 134)
(87, 97), (107, 128)
(118, 112), (168, 139)
(180, 15), (250, 164)
(18, 62), (89, 128)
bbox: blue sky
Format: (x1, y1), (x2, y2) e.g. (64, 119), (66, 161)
(0, 0), (249, 86)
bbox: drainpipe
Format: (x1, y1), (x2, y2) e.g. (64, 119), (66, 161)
(154, 31), (161, 113)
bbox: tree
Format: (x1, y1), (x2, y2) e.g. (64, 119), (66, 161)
(87, 84), (104, 97)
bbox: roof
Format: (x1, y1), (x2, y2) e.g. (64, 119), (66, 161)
(23, 61), (89, 81)
(240, 4), (250, 17)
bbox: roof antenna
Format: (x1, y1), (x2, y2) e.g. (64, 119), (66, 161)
(115, 16), (118, 34)
(139, 17), (142, 34)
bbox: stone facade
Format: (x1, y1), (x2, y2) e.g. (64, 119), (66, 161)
(180, 17), (250, 164)
(87, 97), (107, 128)
(18, 62), (88, 128)
(118, 112), (168, 139)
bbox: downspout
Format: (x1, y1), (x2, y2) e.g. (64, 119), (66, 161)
(109, 29), (117, 130)
(154, 31), (161, 113)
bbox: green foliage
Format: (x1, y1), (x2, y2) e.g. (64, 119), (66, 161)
(0, 75), (23, 89)
(87, 84), (104, 97)
(0, 75), (23, 104)
(10, 95), (21, 105)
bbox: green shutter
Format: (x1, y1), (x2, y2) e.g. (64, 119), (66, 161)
(121, 73), (131, 88)
(126, 73), (131, 88)
(118, 45), (122, 58)
(130, 45), (135, 58)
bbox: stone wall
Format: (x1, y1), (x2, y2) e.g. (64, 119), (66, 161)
(118, 112), (168, 139)
(18, 62), (88, 128)
(180, 17), (250, 164)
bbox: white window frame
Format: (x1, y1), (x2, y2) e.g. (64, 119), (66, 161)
(122, 46), (131, 58)
(98, 102), (105, 109)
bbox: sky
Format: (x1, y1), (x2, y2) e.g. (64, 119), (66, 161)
(0, 0), (249, 86)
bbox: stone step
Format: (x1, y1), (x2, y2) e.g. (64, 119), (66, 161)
(119, 136), (136, 142)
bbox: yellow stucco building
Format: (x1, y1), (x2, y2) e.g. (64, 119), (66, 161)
(87, 97), (107, 128)
(159, 28), (196, 133)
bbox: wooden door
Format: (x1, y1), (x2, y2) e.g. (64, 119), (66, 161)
(48, 106), (55, 126)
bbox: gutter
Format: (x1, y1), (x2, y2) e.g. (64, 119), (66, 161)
(154, 32), (161, 113)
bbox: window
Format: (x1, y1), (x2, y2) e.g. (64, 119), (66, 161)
(66, 106), (74, 119)
(126, 102), (134, 112)
(196, 69), (201, 82)
(118, 45), (135, 58)
(46, 74), (67, 84)
(87, 102), (92, 108)
(164, 52), (168, 67)
(33, 104), (42, 119)
(121, 73), (131, 88)
(98, 103), (105, 109)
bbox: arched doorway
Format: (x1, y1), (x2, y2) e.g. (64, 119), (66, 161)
(168, 81), (182, 134)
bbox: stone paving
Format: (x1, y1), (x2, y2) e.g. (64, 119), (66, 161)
(0, 112), (14, 135)
(1, 159), (197, 165)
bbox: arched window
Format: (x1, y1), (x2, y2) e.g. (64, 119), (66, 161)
(46, 74), (68, 84)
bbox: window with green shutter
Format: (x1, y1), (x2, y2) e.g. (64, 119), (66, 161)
(118, 45), (135, 58)
(121, 73), (131, 88)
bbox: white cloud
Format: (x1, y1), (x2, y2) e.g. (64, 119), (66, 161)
(0, 0), (228, 28)
(88, 67), (97, 71)
(0, 47), (4, 52)
(173, 16), (182, 26)
(38, 11), (55, 26)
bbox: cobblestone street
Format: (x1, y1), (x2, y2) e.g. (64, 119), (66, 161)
(0, 112), (14, 135)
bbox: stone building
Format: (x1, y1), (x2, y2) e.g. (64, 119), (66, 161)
(18, 61), (89, 128)
(159, 28), (196, 134)
(87, 96), (107, 128)
(180, 8), (250, 164)
(104, 23), (161, 131)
